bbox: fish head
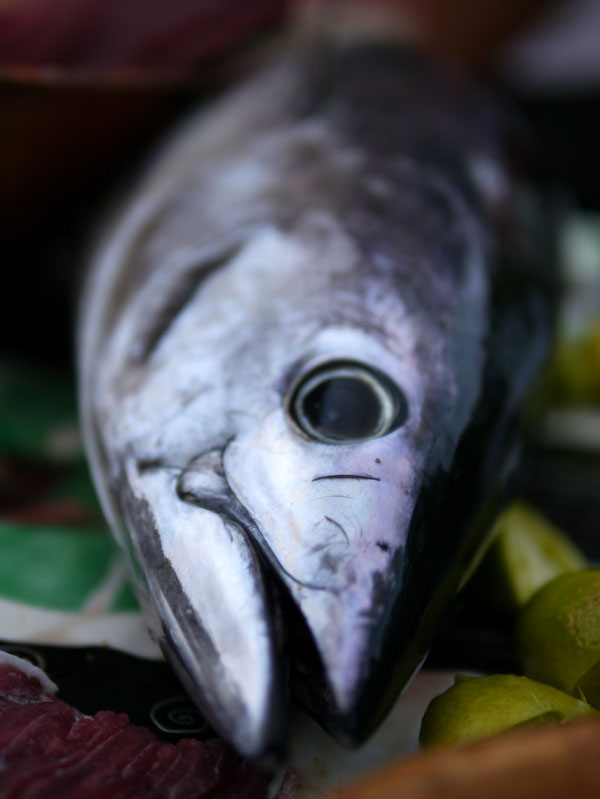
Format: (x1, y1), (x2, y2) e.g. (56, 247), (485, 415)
(83, 110), (494, 755)
(198, 203), (486, 742)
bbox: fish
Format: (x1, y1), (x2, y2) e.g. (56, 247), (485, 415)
(77, 40), (555, 761)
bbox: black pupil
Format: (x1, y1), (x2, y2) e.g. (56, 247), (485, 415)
(301, 377), (383, 440)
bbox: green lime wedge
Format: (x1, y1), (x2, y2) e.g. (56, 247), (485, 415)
(419, 673), (594, 748)
(477, 502), (586, 615)
(517, 569), (600, 706)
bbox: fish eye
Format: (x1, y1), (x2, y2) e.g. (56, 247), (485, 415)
(288, 361), (407, 444)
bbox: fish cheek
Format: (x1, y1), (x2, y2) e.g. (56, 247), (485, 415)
(225, 415), (414, 583)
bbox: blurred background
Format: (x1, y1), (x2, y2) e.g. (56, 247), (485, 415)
(1, 0), (600, 364)
(1, 0), (599, 362)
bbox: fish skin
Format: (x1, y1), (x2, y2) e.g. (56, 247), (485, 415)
(78, 43), (555, 759)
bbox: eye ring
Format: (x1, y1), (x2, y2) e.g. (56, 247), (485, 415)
(287, 360), (408, 444)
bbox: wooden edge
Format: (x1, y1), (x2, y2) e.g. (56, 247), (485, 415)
(339, 714), (600, 799)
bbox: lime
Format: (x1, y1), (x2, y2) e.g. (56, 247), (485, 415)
(419, 673), (594, 748)
(517, 569), (600, 705)
(477, 502), (586, 615)
(577, 660), (600, 708)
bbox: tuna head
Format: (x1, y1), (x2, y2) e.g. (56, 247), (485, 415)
(79, 56), (514, 761)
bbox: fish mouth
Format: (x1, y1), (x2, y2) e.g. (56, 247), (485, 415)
(119, 423), (460, 760)
(170, 486), (407, 749)
(170, 445), (426, 749)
